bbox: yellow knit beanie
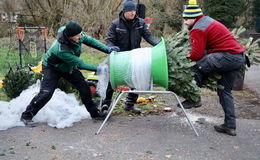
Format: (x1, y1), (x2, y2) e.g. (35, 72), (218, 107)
(183, 0), (203, 18)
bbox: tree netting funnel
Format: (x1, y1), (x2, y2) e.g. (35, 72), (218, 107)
(151, 38), (168, 88)
(109, 38), (168, 89)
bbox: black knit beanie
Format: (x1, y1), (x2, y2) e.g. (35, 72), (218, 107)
(64, 21), (82, 37)
(122, 0), (137, 12)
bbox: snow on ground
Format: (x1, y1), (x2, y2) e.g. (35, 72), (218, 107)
(0, 81), (90, 130)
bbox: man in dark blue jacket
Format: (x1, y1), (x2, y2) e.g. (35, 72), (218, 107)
(102, 0), (159, 114)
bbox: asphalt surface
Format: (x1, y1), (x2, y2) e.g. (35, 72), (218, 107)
(0, 63), (259, 160)
(245, 63), (260, 96)
(0, 116), (259, 160)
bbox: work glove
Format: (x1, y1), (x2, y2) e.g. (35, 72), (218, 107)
(108, 46), (120, 53)
(245, 54), (251, 68)
(95, 65), (109, 75)
(95, 66), (102, 75)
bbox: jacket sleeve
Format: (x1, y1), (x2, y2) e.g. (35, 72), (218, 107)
(188, 29), (206, 61)
(56, 50), (97, 71)
(142, 20), (160, 46)
(81, 32), (109, 54)
(106, 22), (117, 47)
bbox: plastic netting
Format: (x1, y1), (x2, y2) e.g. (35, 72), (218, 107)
(96, 57), (110, 100)
(127, 48), (152, 90)
(96, 48), (152, 100)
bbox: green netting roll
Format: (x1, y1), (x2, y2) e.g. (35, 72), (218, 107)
(109, 37), (168, 89)
(109, 50), (132, 89)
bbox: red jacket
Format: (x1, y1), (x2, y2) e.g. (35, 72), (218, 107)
(189, 15), (244, 61)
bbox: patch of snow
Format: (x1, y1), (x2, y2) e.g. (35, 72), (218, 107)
(0, 81), (90, 130)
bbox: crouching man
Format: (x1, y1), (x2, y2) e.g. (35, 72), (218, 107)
(21, 21), (119, 125)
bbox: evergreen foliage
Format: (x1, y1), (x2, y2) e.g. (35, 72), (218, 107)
(57, 78), (77, 94)
(3, 67), (77, 99)
(203, 0), (246, 28)
(30, 72), (43, 84)
(166, 30), (200, 102)
(3, 68), (32, 98)
(253, 0), (260, 17)
(232, 27), (260, 66)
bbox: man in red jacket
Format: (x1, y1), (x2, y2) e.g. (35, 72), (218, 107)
(182, 0), (245, 136)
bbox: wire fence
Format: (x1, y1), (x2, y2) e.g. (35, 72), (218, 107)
(0, 27), (47, 77)
(0, 34), (19, 77)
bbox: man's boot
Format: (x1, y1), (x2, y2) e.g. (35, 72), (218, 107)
(89, 108), (107, 120)
(124, 105), (141, 114)
(101, 104), (109, 115)
(177, 97), (202, 109)
(214, 124), (236, 136)
(20, 111), (37, 127)
(20, 117), (37, 127)
(124, 93), (140, 114)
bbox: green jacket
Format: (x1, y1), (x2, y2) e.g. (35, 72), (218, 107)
(43, 26), (109, 73)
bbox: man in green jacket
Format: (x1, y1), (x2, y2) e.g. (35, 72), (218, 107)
(21, 21), (119, 125)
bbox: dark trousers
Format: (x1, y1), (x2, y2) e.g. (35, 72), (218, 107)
(21, 66), (96, 120)
(103, 82), (138, 107)
(192, 52), (245, 129)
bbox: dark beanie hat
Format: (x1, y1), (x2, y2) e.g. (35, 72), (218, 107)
(64, 21), (82, 37)
(122, 0), (137, 12)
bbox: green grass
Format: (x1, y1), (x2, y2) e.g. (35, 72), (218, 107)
(0, 47), (20, 77)
(102, 91), (167, 116)
(80, 51), (107, 77)
(108, 100), (165, 116)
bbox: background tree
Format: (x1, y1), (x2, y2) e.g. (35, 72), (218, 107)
(0, 0), (257, 38)
(253, 0), (260, 32)
(0, 0), (20, 38)
(235, 0), (254, 29)
(203, 0), (246, 28)
(17, 0), (122, 38)
(145, 0), (184, 36)
(16, 0), (189, 37)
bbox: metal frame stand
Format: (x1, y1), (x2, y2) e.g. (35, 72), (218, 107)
(95, 90), (199, 136)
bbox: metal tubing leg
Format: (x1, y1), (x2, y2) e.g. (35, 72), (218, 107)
(95, 90), (199, 136)
(95, 91), (124, 135)
(169, 92), (199, 136)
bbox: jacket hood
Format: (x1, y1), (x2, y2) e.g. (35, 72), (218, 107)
(57, 27), (79, 48)
(57, 31), (69, 44)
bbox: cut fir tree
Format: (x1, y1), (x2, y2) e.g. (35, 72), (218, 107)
(165, 30), (222, 102)
(165, 30), (200, 102)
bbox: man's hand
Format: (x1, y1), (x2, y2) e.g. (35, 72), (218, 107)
(95, 65), (109, 75)
(95, 66), (102, 75)
(108, 46), (120, 53)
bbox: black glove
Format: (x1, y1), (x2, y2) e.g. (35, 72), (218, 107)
(245, 55), (251, 68)
(108, 46), (120, 53)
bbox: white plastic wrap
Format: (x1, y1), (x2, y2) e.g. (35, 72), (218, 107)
(128, 48), (152, 90)
(96, 57), (109, 100)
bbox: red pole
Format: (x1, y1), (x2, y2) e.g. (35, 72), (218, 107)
(17, 27), (24, 40)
